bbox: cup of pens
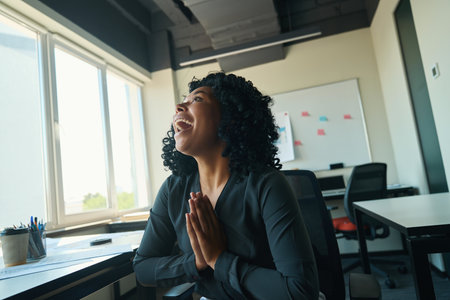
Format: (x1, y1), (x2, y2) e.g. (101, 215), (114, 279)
(27, 217), (46, 260)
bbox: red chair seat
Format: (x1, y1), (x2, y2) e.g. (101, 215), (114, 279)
(333, 216), (358, 231)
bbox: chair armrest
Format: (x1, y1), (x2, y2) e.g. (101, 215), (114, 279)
(349, 273), (381, 300)
(162, 282), (195, 300)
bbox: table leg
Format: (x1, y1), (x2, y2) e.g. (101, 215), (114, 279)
(354, 208), (370, 274)
(406, 238), (436, 300)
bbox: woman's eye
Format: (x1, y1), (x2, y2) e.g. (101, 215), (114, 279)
(193, 96), (203, 102)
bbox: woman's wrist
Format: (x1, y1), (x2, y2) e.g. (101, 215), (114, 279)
(207, 251), (223, 270)
(195, 258), (208, 271)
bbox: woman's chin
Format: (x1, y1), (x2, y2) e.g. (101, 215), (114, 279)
(174, 140), (190, 156)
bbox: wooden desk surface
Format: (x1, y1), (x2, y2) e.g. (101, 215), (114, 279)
(354, 192), (450, 236)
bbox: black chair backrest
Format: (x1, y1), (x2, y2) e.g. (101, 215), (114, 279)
(344, 163), (387, 224)
(318, 175), (346, 191)
(282, 170), (345, 300)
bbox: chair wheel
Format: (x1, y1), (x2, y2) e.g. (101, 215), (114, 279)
(398, 265), (408, 274)
(385, 278), (396, 288)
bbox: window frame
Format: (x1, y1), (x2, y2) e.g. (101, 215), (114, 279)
(47, 36), (151, 227)
(0, 3), (152, 229)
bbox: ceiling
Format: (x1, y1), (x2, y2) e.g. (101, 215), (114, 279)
(38, 0), (379, 72)
(134, 0), (380, 71)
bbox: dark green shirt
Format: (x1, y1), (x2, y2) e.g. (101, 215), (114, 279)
(133, 168), (319, 299)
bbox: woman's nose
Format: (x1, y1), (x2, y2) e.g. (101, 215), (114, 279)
(175, 103), (186, 113)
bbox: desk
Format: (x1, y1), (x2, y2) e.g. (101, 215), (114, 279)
(0, 231), (143, 299)
(321, 184), (417, 200)
(353, 193), (450, 300)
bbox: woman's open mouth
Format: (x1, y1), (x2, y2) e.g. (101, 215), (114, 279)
(174, 118), (193, 134)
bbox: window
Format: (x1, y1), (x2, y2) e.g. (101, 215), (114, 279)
(0, 13), (46, 228)
(50, 42), (150, 225)
(53, 47), (109, 215)
(0, 7), (150, 228)
(106, 72), (149, 211)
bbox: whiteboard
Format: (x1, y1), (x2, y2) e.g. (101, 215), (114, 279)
(271, 79), (371, 171)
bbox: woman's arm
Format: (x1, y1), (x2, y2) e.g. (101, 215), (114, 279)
(133, 179), (202, 287)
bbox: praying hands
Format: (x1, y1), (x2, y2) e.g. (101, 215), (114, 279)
(185, 192), (227, 271)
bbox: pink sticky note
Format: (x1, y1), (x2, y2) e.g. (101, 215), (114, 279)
(294, 140), (302, 146)
(344, 114), (352, 119)
(317, 129), (325, 136)
(301, 111), (309, 117)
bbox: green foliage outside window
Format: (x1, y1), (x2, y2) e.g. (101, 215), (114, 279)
(117, 192), (134, 210)
(82, 192), (135, 210)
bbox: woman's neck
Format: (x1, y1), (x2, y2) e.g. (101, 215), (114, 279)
(196, 154), (230, 208)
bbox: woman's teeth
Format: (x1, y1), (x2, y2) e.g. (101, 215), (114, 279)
(175, 119), (193, 131)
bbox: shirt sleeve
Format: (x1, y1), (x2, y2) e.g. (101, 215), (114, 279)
(213, 172), (320, 299)
(133, 178), (204, 287)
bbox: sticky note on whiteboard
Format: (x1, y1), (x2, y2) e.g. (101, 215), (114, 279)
(294, 140), (302, 146)
(319, 116), (328, 122)
(301, 111), (310, 117)
(344, 114), (352, 119)
(317, 129), (325, 136)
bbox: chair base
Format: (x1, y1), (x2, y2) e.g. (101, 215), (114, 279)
(342, 257), (407, 289)
(349, 273), (381, 300)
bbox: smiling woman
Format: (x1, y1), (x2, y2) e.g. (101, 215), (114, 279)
(134, 72), (320, 299)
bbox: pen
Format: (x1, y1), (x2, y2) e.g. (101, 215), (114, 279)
(30, 216), (35, 230)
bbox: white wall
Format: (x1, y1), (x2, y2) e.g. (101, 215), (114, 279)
(371, 0), (450, 194)
(370, 0), (429, 194)
(410, 0), (450, 188)
(174, 28), (399, 184)
(142, 69), (177, 201)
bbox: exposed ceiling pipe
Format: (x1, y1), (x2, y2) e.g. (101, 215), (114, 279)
(180, 27), (321, 66)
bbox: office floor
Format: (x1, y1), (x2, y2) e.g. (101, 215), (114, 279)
(341, 254), (450, 300)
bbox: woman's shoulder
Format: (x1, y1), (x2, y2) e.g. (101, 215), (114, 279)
(243, 167), (287, 189)
(162, 173), (194, 192)
(155, 173), (196, 209)
(248, 167), (284, 181)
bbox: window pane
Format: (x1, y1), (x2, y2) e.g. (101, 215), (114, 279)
(0, 15), (46, 227)
(107, 72), (148, 210)
(54, 48), (108, 214)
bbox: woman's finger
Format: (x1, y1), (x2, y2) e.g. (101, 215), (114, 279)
(190, 198), (207, 233)
(186, 213), (208, 270)
(196, 196), (216, 232)
(194, 197), (214, 234)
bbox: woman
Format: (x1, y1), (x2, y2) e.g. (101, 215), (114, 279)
(133, 72), (319, 299)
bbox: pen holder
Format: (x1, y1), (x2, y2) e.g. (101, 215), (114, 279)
(0, 228), (29, 267)
(27, 230), (46, 260)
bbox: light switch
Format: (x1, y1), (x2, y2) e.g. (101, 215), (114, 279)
(431, 63), (440, 79)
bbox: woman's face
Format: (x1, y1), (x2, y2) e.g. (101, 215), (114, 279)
(173, 86), (223, 157)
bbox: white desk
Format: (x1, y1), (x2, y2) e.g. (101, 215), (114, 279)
(353, 193), (450, 300)
(0, 230), (143, 299)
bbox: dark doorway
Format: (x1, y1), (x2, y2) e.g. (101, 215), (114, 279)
(395, 0), (448, 193)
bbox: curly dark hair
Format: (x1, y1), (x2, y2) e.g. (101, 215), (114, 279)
(162, 72), (281, 177)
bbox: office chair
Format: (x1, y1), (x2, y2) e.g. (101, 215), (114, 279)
(282, 169), (381, 300)
(332, 163), (407, 288)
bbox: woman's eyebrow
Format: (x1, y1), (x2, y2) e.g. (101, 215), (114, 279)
(193, 90), (209, 96)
